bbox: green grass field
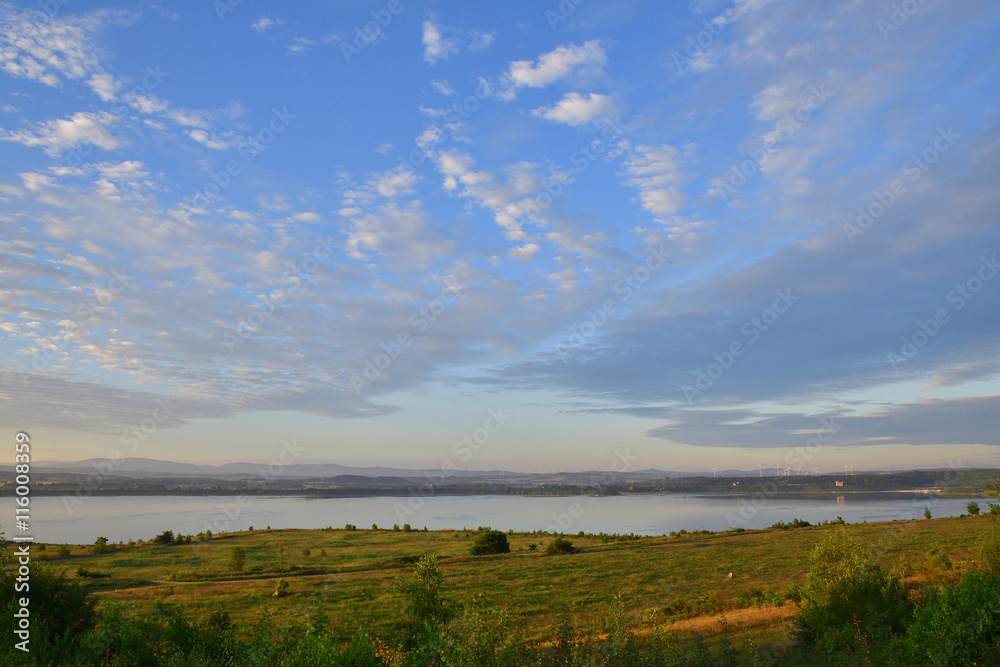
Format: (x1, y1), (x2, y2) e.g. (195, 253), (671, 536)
(36, 513), (992, 649)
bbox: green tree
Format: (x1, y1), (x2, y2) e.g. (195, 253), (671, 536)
(228, 547), (247, 573)
(470, 528), (510, 556)
(400, 555), (450, 627)
(968, 501), (981, 516)
(796, 527), (911, 650)
(546, 537), (575, 554)
(153, 530), (174, 545)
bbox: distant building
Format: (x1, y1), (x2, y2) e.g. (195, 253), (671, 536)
(835, 480), (844, 487)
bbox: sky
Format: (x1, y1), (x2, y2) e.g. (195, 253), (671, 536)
(1, 0), (999, 473)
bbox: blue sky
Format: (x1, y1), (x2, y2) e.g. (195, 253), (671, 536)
(2, 0), (999, 473)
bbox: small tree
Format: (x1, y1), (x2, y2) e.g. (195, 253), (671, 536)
(470, 529), (510, 556)
(923, 507), (932, 520)
(228, 547), (247, 573)
(153, 530), (174, 545)
(399, 555), (451, 643)
(93, 536), (110, 553)
(273, 578), (289, 597)
(968, 501), (981, 516)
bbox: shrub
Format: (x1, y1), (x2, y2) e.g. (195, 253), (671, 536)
(301, 548), (310, 556)
(974, 530), (1000, 575)
(795, 527), (911, 649)
(228, 547), (247, 573)
(93, 536), (110, 553)
(924, 507), (932, 520)
(0, 562), (96, 662)
(153, 530), (174, 545)
(469, 529), (510, 556)
(546, 537), (575, 555)
(56, 546), (70, 558)
(398, 555), (451, 646)
(967, 501), (981, 516)
(403, 523), (412, 532)
(901, 571), (1000, 665)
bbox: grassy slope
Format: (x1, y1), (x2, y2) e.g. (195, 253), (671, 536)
(36, 515), (992, 646)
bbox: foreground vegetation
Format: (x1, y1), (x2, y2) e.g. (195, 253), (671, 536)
(2, 494), (999, 665)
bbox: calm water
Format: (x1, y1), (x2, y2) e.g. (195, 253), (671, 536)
(26, 493), (990, 544)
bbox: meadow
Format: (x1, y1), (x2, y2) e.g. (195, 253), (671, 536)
(29, 512), (995, 647)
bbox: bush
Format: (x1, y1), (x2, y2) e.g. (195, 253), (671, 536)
(924, 507), (932, 520)
(56, 545), (70, 558)
(967, 501), (981, 516)
(398, 555), (451, 647)
(974, 530), (1000, 575)
(469, 529), (510, 556)
(546, 537), (575, 555)
(153, 530), (174, 545)
(901, 571), (1000, 665)
(795, 527), (911, 649)
(93, 536), (110, 553)
(0, 562), (96, 662)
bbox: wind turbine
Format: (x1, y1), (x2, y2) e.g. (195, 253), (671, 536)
(813, 467), (819, 476)
(758, 464), (763, 478)
(775, 464), (781, 477)
(711, 467), (717, 478)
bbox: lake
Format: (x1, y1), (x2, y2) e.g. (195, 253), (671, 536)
(26, 492), (991, 544)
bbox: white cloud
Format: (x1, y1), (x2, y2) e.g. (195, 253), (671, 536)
(510, 243), (540, 259)
(375, 142), (394, 154)
(431, 79), (455, 96)
(1, 111), (124, 156)
(287, 37), (317, 55)
(422, 17), (460, 64)
(251, 16), (277, 33)
(86, 73), (118, 102)
(292, 212), (322, 223)
(620, 143), (688, 217)
(188, 129), (228, 150)
(469, 30), (495, 51)
(506, 40), (607, 93)
(532, 92), (620, 126)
